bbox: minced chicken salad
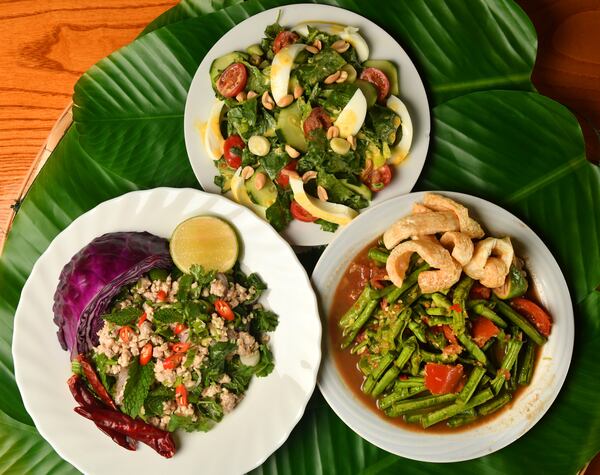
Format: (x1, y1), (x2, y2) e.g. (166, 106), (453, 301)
(91, 265), (277, 433)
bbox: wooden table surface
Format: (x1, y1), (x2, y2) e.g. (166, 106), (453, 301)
(0, 0), (599, 471)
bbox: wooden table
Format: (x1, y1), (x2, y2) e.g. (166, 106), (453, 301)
(0, 0), (599, 471)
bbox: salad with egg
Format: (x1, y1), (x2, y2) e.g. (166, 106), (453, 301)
(205, 20), (413, 233)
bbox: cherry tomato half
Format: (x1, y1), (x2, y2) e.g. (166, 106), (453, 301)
(175, 384), (188, 407)
(359, 67), (390, 103)
(290, 200), (317, 222)
(303, 107), (333, 137)
(273, 30), (300, 53)
(118, 326), (134, 344)
(139, 343), (153, 366)
(216, 62), (248, 98)
(214, 299), (235, 321)
(275, 160), (298, 187)
(363, 164), (392, 192)
(223, 135), (245, 169)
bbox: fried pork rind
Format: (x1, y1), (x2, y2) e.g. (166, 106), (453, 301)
(386, 239), (462, 293)
(383, 212), (460, 249)
(439, 231), (475, 267)
(423, 193), (485, 239)
(464, 237), (514, 288)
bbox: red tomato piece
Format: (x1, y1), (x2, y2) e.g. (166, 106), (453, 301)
(424, 363), (464, 395)
(471, 316), (500, 348)
(139, 343), (153, 366)
(175, 384), (188, 407)
(303, 107), (333, 137)
(359, 67), (391, 103)
(214, 299), (235, 321)
(441, 325), (459, 345)
(469, 283), (491, 300)
(511, 298), (552, 337)
(163, 353), (183, 370)
(223, 135), (245, 169)
(275, 160), (298, 187)
(273, 30), (300, 53)
(290, 200), (317, 222)
(173, 323), (187, 335)
(156, 290), (167, 302)
(363, 164), (392, 192)
(118, 326), (134, 344)
(216, 62), (248, 98)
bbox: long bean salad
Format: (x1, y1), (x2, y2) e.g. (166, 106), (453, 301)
(336, 193), (553, 429)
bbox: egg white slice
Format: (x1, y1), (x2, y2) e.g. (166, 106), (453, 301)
(205, 100), (225, 160)
(334, 88), (367, 139)
(292, 23), (370, 62)
(230, 168), (267, 219)
(289, 174), (357, 225)
(386, 95), (413, 165)
(270, 43), (306, 106)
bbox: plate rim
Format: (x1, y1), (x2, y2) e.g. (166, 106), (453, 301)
(12, 187), (322, 474)
(312, 190), (575, 463)
(183, 2), (431, 247)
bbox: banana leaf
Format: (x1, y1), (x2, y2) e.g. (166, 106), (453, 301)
(1, 0), (599, 473)
(73, 0), (537, 182)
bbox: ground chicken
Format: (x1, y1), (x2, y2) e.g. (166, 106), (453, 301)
(220, 388), (239, 413)
(202, 384), (221, 398)
(237, 331), (258, 357)
(209, 277), (228, 297)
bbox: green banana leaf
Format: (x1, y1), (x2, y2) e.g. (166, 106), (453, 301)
(1, 0), (599, 472)
(73, 0), (537, 182)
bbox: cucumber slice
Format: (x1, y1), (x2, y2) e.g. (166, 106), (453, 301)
(246, 167), (278, 207)
(365, 142), (386, 169)
(210, 52), (249, 83)
(340, 179), (372, 201)
(362, 60), (400, 96)
(341, 64), (358, 83)
(355, 79), (378, 108)
(493, 264), (529, 299)
(276, 100), (308, 152)
(216, 159), (235, 192)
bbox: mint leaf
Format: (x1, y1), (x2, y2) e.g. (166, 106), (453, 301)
(189, 265), (216, 287)
(153, 306), (182, 324)
(167, 414), (215, 433)
(101, 307), (140, 325)
(122, 359), (155, 418)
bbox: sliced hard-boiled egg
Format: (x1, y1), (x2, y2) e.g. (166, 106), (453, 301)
(292, 23), (370, 62)
(386, 95), (413, 165)
(230, 168), (267, 219)
(289, 174), (357, 225)
(270, 43), (306, 106)
(205, 100), (225, 160)
(334, 88), (367, 138)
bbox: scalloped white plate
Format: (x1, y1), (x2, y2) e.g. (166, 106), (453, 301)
(184, 4), (430, 246)
(13, 188), (321, 474)
(312, 191), (574, 462)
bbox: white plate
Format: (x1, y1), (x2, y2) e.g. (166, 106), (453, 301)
(184, 4), (431, 246)
(312, 191), (574, 462)
(13, 188), (321, 475)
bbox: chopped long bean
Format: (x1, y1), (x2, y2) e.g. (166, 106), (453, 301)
(432, 293), (452, 309)
(408, 320), (427, 343)
(421, 388), (494, 428)
(362, 375), (376, 395)
(386, 393), (457, 417)
(393, 377), (424, 390)
(478, 393), (512, 416)
(404, 413), (424, 424)
(518, 341), (535, 385)
(491, 337), (523, 394)
(422, 315), (453, 327)
(451, 276), (474, 335)
(379, 385), (428, 410)
(372, 366), (400, 397)
(425, 307), (448, 316)
(371, 353), (395, 381)
(339, 284), (378, 329)
(394, 336), (417, 369)
(468, 304), (507, 328)
(420, 349), (458, 363)
(457, 366), (486, 405)
(457, 333), (488, 365)
(367, 247), (389, 264)
(493, 297), (546, 345)
(341, 299), (379, 348)
(447, 413), (479, 428)
(386, 264), (429, 303)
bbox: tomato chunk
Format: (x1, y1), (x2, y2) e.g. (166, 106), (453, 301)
(441, 325), (458, 345)
(303, 107), (332, 137)
(216, 62), (247, 98)
(223, 135), (245, 169)
(511, 297), (552, 337)
(273, 30), (300, 53)
(359, 67), (390, 103)
(275, 160), (298, 187)
(290, 200), (317, 222)
(363, 164), (392, 192)
(469, 283), (491, 300)
(424, 363), (464, 395)
(471, 316), (500, 348)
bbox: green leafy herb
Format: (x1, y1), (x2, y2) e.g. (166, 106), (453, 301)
(242, 62), (269, 95)
(367, 105), (400, 144)
(224, 358), (256, 393)
(298, 129), (361, 175)
(153, 306), (183, 324)
(259, 145), (289, 180)
(265, 189), (293, 231)
(317, 171), (368, 209)
(203, 342), (237, 386)
(144, 385), (175, 417)
(167, 414), (216, 433)
(196, 398), (224, 422)
(189, 265), (217, 288)
(91, 353), (116, 391)
(251, 309), (279, 333)
(122, 359), (155, 418)
(254, 345), (275, 377)
(177, 273), (194, 301)
(296, 48), (347, 86)
(101, 307), (140, 325)
(315, 219), (339, 233)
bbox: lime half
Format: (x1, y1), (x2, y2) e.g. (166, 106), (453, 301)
(170, 216), (239, 273)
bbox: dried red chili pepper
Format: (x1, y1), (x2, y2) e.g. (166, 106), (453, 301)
(74, 406), (176, 458)
(67, 375), (135, 451)
(76, 354), (117, 410)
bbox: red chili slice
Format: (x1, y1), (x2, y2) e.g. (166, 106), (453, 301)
(216, 62), (247, 98)
(303, 107), (333, 137)
(273, 30), (300, 53)
(360, 67), (390, 103)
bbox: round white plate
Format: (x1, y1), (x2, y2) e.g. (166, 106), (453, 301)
(184, 4), (431, 246)
(13, 188), (321, 475)
(312, 191), (574, 462)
